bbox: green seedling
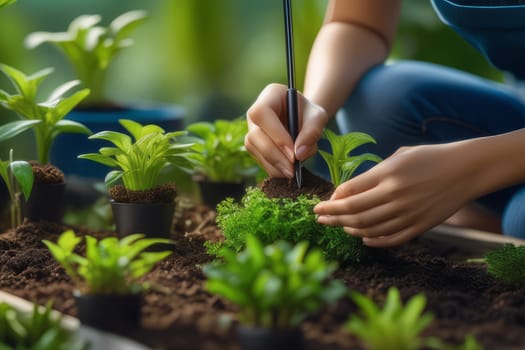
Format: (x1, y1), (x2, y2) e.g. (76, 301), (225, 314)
(186, 117), (265, 183)
(468, 243), (525, 285)
(25, 10), (146, 105)
(204, 236), (346, 329)
(212, 187), (364, 264)
(79, 119), (195, 191)
(0, 301), (87, 350)
(0, 149), (33, 228)
(43, 230), (173, 295)
(0, 64), (91, 164)
(319, 129), (381, 186)
(345, 287), (483, 350)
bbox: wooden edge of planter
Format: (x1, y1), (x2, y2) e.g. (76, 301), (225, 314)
(0, 290), (152, 350)
(423, 224), (525, 255)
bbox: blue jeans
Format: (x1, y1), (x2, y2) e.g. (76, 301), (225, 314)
(336, 61), (525, 238)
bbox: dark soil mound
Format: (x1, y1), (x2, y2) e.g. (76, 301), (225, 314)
(109, 183), (177, 203)
(260, 168), (334, 200)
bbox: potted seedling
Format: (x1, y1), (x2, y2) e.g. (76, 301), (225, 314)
(186, 117), (265, 207)
(346, 287), (482, 350)
(78, 119), (195, 238)
(203, 235), (346, 350)
(0, 149), (33, 229)
(0, 301), (88, 350)
(25, 10), (186, 181)
(43, 230), (173, 332)
(0, 64), (90, 222)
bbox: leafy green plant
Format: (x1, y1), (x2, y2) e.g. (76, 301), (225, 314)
(78, 119), (195, 191)
(0, 0), (15, 8)
(25, 10), (147, 106)
(319, 129), (382, 186)
(43, 230), (173, 295)
(0, 64), (91, 164)
(186, 117), (264, 183)
(346, 287), (434, 350)
(0, 149), (33, 228)
(345, 287), (483, 350)
(0, 301), (87, 350)
(211, 187), (364, 264)
(468, 244), (525, 285)
(203, 235), (346, 328)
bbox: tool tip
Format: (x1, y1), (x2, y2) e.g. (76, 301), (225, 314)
(294, 161), (302, 189)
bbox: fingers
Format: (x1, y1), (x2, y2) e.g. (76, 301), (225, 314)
(245, 128), (293, 178)
(362, 226), (424, 248)
(295, 102), (328, 161)
(314, 184), (387, 216)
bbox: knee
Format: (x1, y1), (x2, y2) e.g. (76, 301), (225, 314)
(502, 186), (525, 239)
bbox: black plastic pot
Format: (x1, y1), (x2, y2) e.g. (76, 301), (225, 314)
(197, 180), (246, 208)
(111, 201), (175, 239)
(74, 291), (141, 332)
(24, 182), (66, 222)
(237, 326), (303, 350)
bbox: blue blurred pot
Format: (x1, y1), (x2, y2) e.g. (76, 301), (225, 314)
(50, 104), (186, 182)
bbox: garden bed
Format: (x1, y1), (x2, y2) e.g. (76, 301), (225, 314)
(0, 203), (524, 350)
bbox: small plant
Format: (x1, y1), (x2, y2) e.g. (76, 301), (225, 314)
(345, 287), (483, 350)
(0, 149), (33, 228)
(211, 187), (364, 264)
(0, 64), (91, 164)
(319, 129), (381, 186)
(0, 301), (87, 350)
(186, 117), (264, 183)
(346, 287), (434, 350)
(468, 244), (525, 284)
(78, 119), (195, 191)
(25, 10), (147, 106)
(43, 230), (173, 295)
(203, 235), (346, 328)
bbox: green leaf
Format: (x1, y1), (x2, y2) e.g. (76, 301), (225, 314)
(0, 120), (40, 143)
(47, 80), (81, 101)
(89, 130), (131, 150)
(52, 119), (92, 138)
(0, 0), (16, 8)
(10, 161), (34, 200)
(78, 153), (116, 167)
(110, 10), (147, 42)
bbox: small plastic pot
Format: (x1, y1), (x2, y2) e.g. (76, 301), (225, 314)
(111, 200), (175, 239)
(197, 180), (246, 208)
(74, 291), (141, 332)
(24, 182), (66, 222)
(237, 326), (303, 350)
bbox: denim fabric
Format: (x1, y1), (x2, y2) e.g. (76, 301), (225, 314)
(336, 61), (525, 238)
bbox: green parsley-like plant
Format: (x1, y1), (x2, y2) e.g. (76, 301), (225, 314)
(78, 119), (195, 191)
(0, 301), (87, 350)
(25, 10), (147, 106)
(469, 243), (525, 285)
(0, 149), (33, 228)
(211, 187), (364, 264)
(0, 64), (91, 164)
(186, 117), (264, 183)
(346, 287), (434, 350)
(203, 235), (346, 329)
(320, 129), (381, 186)
(43, 230), (173, 295)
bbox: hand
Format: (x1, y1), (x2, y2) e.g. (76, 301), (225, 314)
(245, 83), (328, 178)
(314, 143), (480, 247)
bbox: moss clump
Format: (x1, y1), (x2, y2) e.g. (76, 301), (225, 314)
(209, 187), (365, 264)
(484, 243), (525, 284)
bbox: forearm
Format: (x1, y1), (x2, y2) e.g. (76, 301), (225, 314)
(462, 129), (525, 198)
(303, 0), (402, 118)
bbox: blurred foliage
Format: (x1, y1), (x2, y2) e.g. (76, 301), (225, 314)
(0, 0), (504, 161)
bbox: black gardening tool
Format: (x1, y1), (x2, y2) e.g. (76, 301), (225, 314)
(283, 0), (302, 188)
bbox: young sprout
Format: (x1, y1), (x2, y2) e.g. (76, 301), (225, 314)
(43, 230), (173, 295)
(469, 243), (525, 285)
(203, 235), (346, 329)
(79, 119), (195, 191)
(0, 149), (34, 228)
(319, 129), (381, 186)
(186, 117), (264, 183)
(25, 10), (147, 105)
(0, 301), (87, 350)
(0, 64), (91, 164)
(212, 187), (365, 264)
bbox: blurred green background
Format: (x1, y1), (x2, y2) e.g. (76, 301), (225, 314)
(0, 0), (502, 160)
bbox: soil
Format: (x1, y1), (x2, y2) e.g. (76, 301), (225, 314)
(0, 175), (525, 350)
(29, 162), (64, 184)
(109, 183), (177, 203)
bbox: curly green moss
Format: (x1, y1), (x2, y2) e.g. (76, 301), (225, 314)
(484, 243), (525, 284)
(209, 187), (365, 264)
